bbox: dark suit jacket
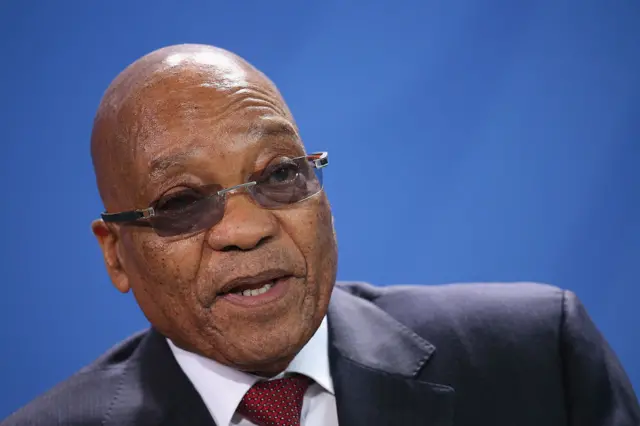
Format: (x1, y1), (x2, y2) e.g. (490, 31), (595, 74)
(2, 282), (639, 426)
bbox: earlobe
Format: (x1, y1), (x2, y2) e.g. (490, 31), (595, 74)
(91, 219), (131, 293)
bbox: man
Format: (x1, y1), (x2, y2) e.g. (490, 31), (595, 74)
(2, 44), (638, 426)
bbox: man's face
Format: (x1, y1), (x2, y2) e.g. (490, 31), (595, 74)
(93, 52), (337, 374)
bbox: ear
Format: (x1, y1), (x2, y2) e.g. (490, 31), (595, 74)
(92, 219), (131, 293)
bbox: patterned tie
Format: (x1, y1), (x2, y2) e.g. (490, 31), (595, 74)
(237, 374), (311, 426)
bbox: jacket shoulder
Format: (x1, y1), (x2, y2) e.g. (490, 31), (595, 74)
(337, 280), (565, 317)
(1, 330), (148, 426)
(337, 281), (566, 351)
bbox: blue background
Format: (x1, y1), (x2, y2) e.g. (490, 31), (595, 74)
(0, 0), (638, 417)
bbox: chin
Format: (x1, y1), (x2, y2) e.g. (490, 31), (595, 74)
(229, 327), (307, 367)
(216, 343), (296, 375)
(239, 353), (295, 375)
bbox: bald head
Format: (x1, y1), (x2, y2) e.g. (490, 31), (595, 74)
(91, 44), (291, 210)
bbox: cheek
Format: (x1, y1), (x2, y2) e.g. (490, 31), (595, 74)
(313, 198), (338, 277)
(279, 196), (337, 283)
(124, 233), (205, 300)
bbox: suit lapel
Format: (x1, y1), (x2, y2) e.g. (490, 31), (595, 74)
(103, 328), (217, 426)
(328, 287), (455, 426)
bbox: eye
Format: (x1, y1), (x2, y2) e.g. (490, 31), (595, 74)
(155, 189), (204, 212)
(265, 162), (300, 184)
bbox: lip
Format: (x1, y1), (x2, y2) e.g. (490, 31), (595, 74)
(218, 276), (292, 307)
(217, 268), (292, 295)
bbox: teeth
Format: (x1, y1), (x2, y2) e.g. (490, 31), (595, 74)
(237, 282), (273, 297)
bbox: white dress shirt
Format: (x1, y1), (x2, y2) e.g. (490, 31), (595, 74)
(167, 317), (339, 426)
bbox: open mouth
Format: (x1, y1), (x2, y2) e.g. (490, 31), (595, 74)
(224, 280), (277, 297)
(216, 270), (294, 305)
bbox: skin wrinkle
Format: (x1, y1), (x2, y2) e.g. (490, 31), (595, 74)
(144, 137), (306, 207)
(203, 87), (291, 122)
(91, 44), (337, 376)
(132, 90), (297, 204)
(148, 120), (298, 184)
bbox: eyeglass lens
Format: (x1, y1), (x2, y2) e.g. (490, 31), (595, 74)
(148, 156), (323, 237)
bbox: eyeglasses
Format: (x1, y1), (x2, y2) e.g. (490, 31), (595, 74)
(101, 152), (329, 237)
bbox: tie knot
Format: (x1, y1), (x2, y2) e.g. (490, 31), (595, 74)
(237, 374), (311, 426)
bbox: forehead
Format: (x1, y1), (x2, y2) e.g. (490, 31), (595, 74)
(123, 68), (299, 172)
(147, 115), (302, 180)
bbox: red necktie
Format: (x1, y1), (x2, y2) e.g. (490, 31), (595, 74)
(237, 374), (311, 426)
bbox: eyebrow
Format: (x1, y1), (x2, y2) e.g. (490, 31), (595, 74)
(247, 119), (299, 141)
(148, 120), (300, 180)
(149, 149), (199, 181)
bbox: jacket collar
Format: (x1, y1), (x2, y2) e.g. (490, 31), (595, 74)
(327, 285), (455, 426)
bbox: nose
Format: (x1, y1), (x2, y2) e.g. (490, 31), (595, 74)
(205, 192), (278, 252)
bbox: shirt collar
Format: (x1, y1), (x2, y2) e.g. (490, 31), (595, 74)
(285, 317), (333, 393)
(167, 316), (333, 426)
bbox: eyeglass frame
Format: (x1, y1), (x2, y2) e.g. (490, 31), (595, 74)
(99, 151), (329, 226)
